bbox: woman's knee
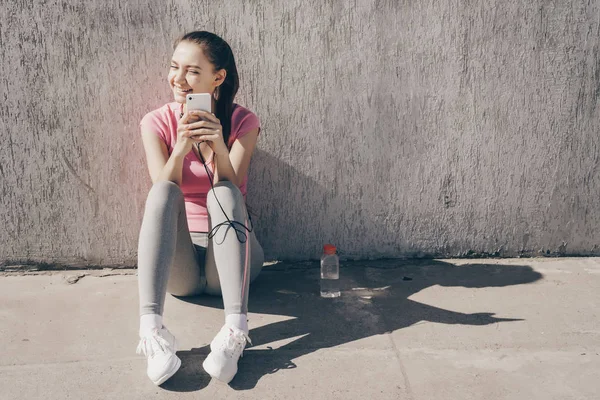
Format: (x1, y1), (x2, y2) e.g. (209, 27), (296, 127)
(207, 180), (243, 208)
(145, 180), (184, 209)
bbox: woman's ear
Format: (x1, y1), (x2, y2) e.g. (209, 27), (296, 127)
(214, 69), (227, 87)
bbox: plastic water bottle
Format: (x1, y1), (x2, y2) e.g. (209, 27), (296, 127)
(320, 244), (340, 298)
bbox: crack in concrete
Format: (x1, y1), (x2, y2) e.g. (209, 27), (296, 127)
(386, 333), (415, 400)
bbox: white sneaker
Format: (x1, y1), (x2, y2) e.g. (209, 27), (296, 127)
(203, 325), (252, 383)
(136, 325), (182, 385)
(209, 324), (248, 352)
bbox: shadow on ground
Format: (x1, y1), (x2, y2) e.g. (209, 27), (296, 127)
(161, 258), (542, 392)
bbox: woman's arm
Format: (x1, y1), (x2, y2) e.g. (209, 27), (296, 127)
(213, 128), (260, 186)
(141, 129), (186, 185)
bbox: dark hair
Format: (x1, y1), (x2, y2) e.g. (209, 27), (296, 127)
(173, 31), (239, 148)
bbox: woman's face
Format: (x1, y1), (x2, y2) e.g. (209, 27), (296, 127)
(168, 41), (225, 103)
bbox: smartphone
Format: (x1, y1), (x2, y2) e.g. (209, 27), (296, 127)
(186, 93), (212, 113)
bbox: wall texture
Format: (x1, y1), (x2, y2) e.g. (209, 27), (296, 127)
(1, 0), (600, 266)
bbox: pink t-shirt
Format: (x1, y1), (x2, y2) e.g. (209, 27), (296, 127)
(139, 101), (261, 232)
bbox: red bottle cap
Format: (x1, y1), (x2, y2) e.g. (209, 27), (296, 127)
(323, 244), (336, 255)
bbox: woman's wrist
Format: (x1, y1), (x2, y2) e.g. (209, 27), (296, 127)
(212, 149), (238, 184)
(171, 143), (190, 159)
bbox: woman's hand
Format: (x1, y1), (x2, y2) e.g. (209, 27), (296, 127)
(181, 110), (228, 156)
(173, 110), (201, 157)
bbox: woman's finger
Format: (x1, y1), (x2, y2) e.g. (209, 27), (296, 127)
(189, 110), (219, 123)
(179, 111), (193, 124)
(179, 110), (201, 125)
(177, 125), (193, 136)
(186, 120), (220, 130)
(178, 121), (206, 134)
(190, 129), (218, 138)
(192, 134), (219, 142)
(185, 128), (215, 138)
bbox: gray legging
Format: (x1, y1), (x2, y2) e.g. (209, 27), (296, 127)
(137, 180), (264, 318)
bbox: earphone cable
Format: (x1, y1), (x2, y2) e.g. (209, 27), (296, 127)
(196, 141), (254, 243)
(181, 111), (253, 243)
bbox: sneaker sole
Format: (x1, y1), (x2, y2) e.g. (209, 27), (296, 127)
(202, 353), (237, 384)
(153, 356), (182, 386)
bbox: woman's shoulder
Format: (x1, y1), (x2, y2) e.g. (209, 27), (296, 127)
(231, 103), (260, 136)
(232, 102), (257, 118)
(139, 102), (180, 142)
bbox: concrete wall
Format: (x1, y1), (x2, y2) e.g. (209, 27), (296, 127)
(1, 0), (600, 266)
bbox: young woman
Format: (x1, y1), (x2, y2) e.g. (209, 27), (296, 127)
(135, 31), (264, 386)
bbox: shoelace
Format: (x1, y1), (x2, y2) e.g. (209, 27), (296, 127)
(221, 329), (253, 359)
(136, 330), (172, 358)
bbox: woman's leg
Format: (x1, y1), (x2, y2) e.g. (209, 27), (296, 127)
(199, 181), (264, 383)
(137, 180), (206, 323)
(203, 180), (265, 317)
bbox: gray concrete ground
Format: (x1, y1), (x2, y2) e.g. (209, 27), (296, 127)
(1, 257), (599, 400)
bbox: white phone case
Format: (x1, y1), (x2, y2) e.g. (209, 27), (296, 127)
(186, 93), (212, 113)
